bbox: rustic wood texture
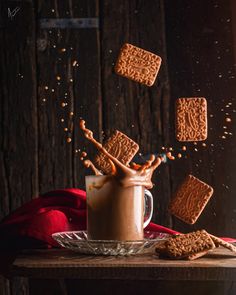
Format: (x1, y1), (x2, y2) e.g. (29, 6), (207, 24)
(37, 0), (101, 193)
(0, 0), (236, 294)
(30, 280), (236, 295)
(0, 0), (38, 217)
(164, 0), (236, 237)
(11, 248), (236, 281)
(99, 0), (172, 227)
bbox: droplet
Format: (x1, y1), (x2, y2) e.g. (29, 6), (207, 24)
(45, 86), (49, 90)
(70, 112), (74, 116)
(42, 98), (46, 102)
(166, 152), (175, 160)
(61, 48), (66, 52)
(70, 78), (73, 82)
(56, 76), (61, 81)
(177, 153), (182, 158)
(64, 128), (68, 131)
(61, 102), (66, 107)
(51, 89), (55, 93)
(226, 117), (231, 122)
(202, 143), (207, 147)
(81, 151), (87, 157)
(182, 146), (187, 151)
(61, 118), (64, 122)
(72, 60), (78, 67)
(67, 137), (72, 143)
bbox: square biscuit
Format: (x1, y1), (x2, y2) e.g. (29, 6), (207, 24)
(94, 130), (139, 174)
(165, 230), (215, 259)
(114, 43), (162, 87)
(176, 97), (207, 141)
(169, 175), (214, 224)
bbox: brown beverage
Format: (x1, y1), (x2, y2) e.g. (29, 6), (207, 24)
(86, 175), (148, 240)
(80, 120), (161, 241)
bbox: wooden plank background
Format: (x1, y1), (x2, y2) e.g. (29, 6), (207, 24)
(0, 0), (236, 294)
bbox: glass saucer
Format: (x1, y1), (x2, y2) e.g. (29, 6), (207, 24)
(52, 230), (170, 256)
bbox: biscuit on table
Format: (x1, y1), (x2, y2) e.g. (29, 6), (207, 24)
(169, 175), (214, 224)
(94, 130), (139, 174)
(175, 97), (207, 141)
(209, 234), (236, 254)
(187, 250), (210, 260)
(164, 230), (215, 259)
(115, 43), (162, 86)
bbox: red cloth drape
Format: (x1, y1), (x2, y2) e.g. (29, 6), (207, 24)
(0, 188), (235, 277)
(0, 188), (180, 250)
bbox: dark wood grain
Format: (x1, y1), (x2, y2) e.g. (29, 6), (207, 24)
(36, 0), (101, 193)
(99, 0), (172, 227)
(0, 277), (10, 295)
(0, 0), (38, 216)
(164, 0), (236, 237)
(11, 248), (236, 281)
(26, 279), (236, 295)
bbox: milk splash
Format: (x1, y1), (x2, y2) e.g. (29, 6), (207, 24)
(80, 120), (162, 189)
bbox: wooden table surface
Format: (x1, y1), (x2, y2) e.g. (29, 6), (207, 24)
(10, 247), (236, 281)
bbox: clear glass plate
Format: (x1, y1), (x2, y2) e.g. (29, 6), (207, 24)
(52, 230), (170, 256)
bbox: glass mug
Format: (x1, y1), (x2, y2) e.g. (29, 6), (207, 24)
(85, 175), (153, 241)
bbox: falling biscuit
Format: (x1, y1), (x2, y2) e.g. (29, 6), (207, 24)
(94, 130), (139, 174)
(169, 175), (214, 224)
(115, 43), (162, 86)
(176, 97), (207, 141)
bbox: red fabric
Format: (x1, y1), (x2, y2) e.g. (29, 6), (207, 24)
(0, 188), (235, 277)
(0, 189), (179, 250)
(0, 188), (235, 249)
(0, 189), (86, 249)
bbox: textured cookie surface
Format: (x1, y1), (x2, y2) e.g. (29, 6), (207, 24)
(165, 230), (215, 259)
(176, 97), (207, 141)
(187, 250), (210, 260)
(94, 130), (139, 174)
(209, 234), (236, 253)
(169, 175), (214, 224)
(115, 43), (162, 86)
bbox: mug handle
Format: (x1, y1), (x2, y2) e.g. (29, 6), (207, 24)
(143, 189), (153, 228)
